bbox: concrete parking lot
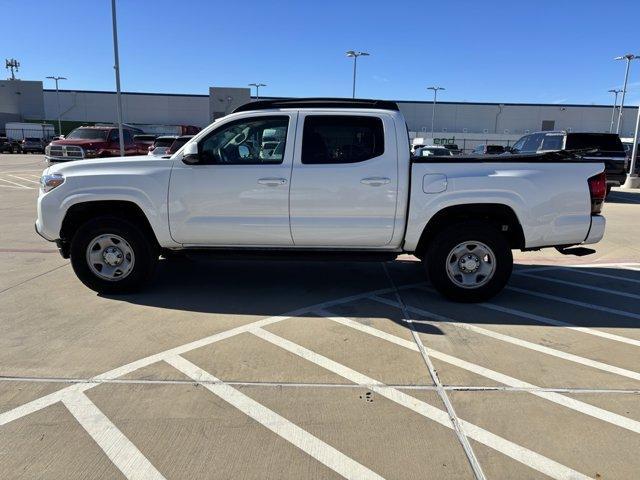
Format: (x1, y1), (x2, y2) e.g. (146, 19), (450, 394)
(1, 154), (639, 480)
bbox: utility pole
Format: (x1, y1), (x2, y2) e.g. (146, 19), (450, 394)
(427, 86), (445, 139)
(111, 0), (125, 156)
(46, 76), (67, 135)
(346, 51), (370, 98)
(622, 105), (640, 189)
(5, 58), (20, 80)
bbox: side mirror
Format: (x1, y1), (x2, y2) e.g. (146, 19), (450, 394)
(182, 142), (200, 165)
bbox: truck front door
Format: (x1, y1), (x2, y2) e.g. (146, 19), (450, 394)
(168, 113), (295, 246)
(289, 113), (398, 247)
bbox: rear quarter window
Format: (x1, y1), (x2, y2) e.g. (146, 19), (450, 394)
(565, 133), (624, 152)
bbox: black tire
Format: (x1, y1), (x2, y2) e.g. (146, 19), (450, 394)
(70, 216), (158, 294)
(425, 222), (513, 303)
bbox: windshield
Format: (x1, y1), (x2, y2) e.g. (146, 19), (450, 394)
(421, 148), (451, 156)
(154, 137), (177, 148)
(66, 128), (109, 140)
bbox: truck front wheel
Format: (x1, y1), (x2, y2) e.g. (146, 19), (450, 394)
(425, 223), (512, 302)
(70, 216), (158, 294)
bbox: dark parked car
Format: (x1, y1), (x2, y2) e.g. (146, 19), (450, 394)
(442, 144), (462, 155)
(21, 137), (46, 154)
(0, 137), (20, 153)
(472, 144), (506, 155)
(511, 131), (628, 193)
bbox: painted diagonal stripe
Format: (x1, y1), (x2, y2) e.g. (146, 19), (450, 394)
(0, 283), (425, 427)
(515, 271), (640, 300)
(165, 355), (384, 480)
(251, 328), (591, 480)
(516, 266), (640, 285)
(371, 295), (640, 382)
(505, 286), (640, 320)
(8, 174), (40, 184)
(477, 301), (640, 347)
(0, 177), (32, 189)
(319, 312), (640, 434)
(62, 390), (165, 480)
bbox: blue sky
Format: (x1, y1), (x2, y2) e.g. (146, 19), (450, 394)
(4, 0), (640, 105)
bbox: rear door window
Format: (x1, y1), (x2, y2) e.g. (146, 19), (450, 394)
(540, 134), (564, 151)
(565, 133), (625, 153)
(301, 115), (384, 164)
(522, 133), (543, 153)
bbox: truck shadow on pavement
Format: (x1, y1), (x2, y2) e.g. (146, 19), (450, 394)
(105, 259), (640, 333)
(606, 190), (640, 204)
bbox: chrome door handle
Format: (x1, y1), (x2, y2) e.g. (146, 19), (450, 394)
(360, 177), (391, 186)
(258, 177), (287, 186)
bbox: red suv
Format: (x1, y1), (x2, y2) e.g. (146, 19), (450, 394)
(45, 126), (148, 163)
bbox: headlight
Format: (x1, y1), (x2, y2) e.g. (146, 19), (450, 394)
(40, 173), (65, 193)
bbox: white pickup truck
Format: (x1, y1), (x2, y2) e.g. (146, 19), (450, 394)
(36, 98), (607, 302)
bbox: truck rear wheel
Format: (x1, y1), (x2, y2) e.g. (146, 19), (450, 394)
(425, 223), (512, 302)
(70, 216), (158, 294)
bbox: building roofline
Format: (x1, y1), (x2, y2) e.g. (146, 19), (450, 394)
(42, 88), (635, 109)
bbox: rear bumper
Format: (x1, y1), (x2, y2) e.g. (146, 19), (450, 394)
(583, 215), (605, 245)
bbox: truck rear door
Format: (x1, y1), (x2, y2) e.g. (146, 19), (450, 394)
(289, 112), (398, 247)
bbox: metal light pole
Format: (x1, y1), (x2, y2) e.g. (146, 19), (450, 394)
(346, 51), (369, 98)
(608, 89), (622, 133)
(427, 86), (445, 139)
(248, 83), (266, 100)
(111, 0), (125, 157)
(622, 105), (640, 189)
(46, 76), (67, 135)
(614, 54), (639, 134)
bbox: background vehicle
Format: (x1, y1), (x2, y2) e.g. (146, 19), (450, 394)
(147, 135), (178, 156)
(511, 131), (628, 192)
(36, 98), (606, 303)
(472, 144), (506, 155)
(165, 135), (194, 155)
(443, 144), (462, 155)
(21, 137), (45, 153)
(45, 125), (148, 162)
(133, 134), (157, 152)
(0, 136), (21, 153)
(413, 146), (453, 157)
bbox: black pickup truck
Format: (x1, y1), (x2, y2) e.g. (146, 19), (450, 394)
(510, 131), (628, 193)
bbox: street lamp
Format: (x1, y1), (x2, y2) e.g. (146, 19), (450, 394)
(614, 54), (640, 134)
(608, 89), (622, 133)
(346, 51), (369, 98)
(248, 83), (267, 100)
(46, 76), (67, 135)
(427, 86), (445, 139)
(111, 0), (125, 157)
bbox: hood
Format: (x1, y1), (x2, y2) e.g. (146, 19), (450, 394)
(47, 155), (164, 176)
(50, 138), (108, 148)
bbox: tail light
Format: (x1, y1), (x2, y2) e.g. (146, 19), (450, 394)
(588, 172), (606, 214)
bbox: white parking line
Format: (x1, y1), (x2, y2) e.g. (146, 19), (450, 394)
(0, 177), (33, 189)
(515, 271), (640, 300)
(166, 355), (384, 480)
(476, 302), (640, 347)
(515, 265), (640, 285)
(0, 283), (425, 427)
(372, 295), (640, 383)
(505, 286), (640, 321)
(251, 328), (592, 480)
(63, 390), (166, 480)
(7, 174), (40, 184)
(319, 312), (640, 434)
